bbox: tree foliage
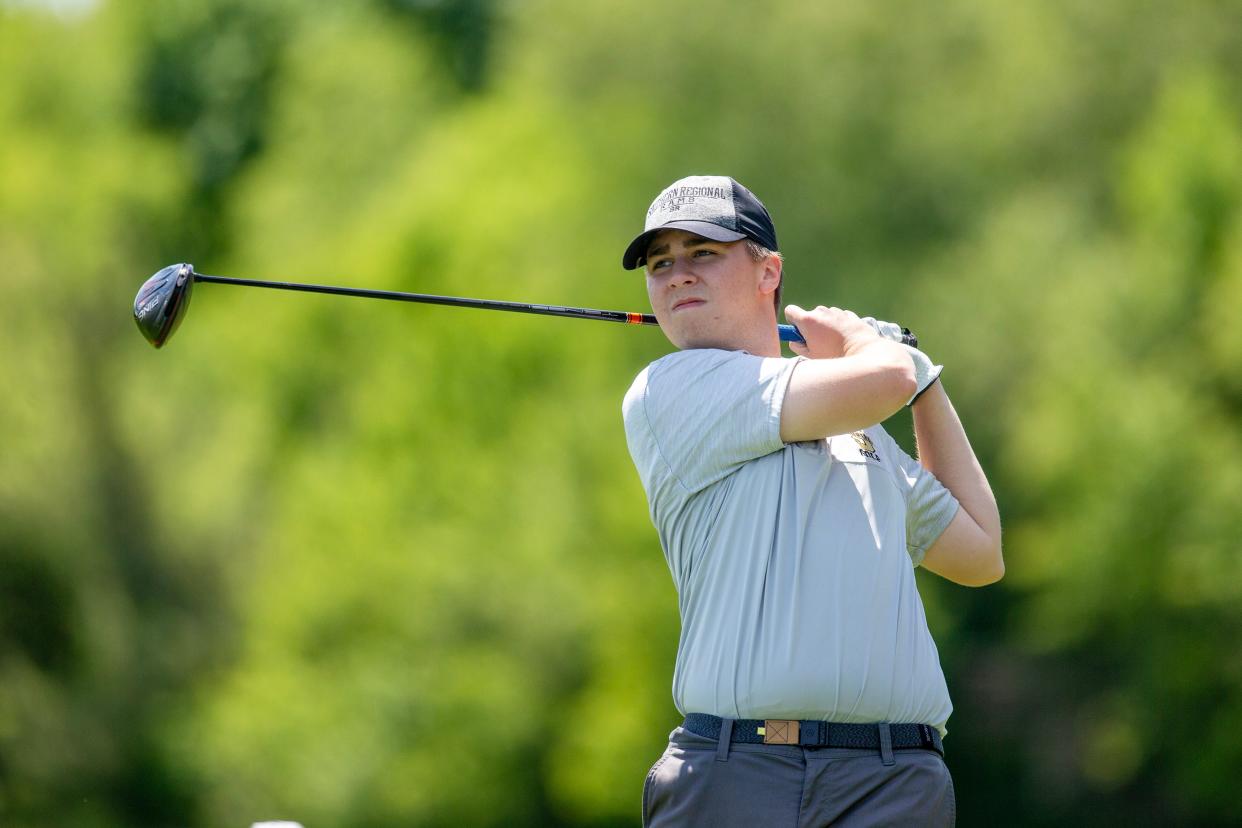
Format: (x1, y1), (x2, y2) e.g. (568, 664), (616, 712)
(1, 0), (1240, 825)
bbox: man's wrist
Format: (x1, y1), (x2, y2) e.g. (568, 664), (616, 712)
(910, 372), (944, 408)
(901, 343), (943, 407)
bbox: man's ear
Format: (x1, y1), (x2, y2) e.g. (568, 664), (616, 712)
(757, 254), (782, 296)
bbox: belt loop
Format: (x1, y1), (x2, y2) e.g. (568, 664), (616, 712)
(799, 720), (823, 747)
(715, 717), (734, 763)
(878, 723), (895, 766)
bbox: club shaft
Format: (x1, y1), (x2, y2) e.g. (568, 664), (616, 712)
(191, 272), (825, 344)
(193, 271), (811, 343)
(194, 272), (657, 326)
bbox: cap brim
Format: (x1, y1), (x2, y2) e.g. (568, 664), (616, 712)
(621, 221), (749, 270)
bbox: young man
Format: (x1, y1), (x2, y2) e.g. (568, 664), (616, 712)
(621, 176), (1003, 826)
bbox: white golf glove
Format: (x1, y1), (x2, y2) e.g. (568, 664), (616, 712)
(861, 317), (942, 406)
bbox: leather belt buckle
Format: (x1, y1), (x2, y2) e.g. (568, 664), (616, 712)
(760, 719), (798, 745)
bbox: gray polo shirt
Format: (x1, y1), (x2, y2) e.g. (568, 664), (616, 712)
(622, 348), (959, 735)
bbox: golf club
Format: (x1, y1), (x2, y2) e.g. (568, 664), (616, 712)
(133, 263), (918, 350)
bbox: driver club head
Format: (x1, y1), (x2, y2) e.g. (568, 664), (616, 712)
(134, 263), (195, 348)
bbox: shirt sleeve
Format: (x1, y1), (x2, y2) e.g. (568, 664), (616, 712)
(622, 349), (799, 505)
(872, 428), (960, 566)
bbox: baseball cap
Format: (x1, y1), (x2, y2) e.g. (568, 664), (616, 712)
(621, 175), (779, 270)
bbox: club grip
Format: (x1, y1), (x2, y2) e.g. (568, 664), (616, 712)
(778, 324), (919, 349)
(778, 324), (805, 344)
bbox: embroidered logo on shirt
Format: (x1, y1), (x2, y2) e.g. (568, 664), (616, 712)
(851, 431), (881, 462)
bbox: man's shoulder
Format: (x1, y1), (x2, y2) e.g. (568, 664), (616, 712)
(623, 349), (729, 427)
(626, 349), (707, 393)
(646, 347), (736, 372)
(636, 347), (788, 384)
(625, 348), (802, 417)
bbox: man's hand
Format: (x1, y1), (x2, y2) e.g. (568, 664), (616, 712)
(860, 316), (907, 343)
(785, 305), (882, 360)
(779, 305), (918, 442)
(861, 316), (942, 406)
(902, 346), (942, 405)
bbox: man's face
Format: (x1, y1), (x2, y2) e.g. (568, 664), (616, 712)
(644, 229), (775, 350)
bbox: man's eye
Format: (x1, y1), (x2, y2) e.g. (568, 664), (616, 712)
(693, 249), (715, 257)
(651, 259), (672, 270)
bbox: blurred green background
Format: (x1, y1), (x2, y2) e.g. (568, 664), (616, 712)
(3, 0), (1241, 825)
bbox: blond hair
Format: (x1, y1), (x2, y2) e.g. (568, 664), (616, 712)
(745, 240), (784, 314)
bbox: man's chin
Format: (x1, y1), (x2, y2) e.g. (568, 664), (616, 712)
(658, 314), (738, 351)
(661, 321), (697, 350)
(670, 328), (730, 351)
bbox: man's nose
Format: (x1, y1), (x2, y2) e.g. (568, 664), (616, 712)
(667, 257), (698, 283)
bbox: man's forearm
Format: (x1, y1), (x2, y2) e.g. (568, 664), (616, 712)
(781, 337), (917, 443)
(912, 382), (1002, 547)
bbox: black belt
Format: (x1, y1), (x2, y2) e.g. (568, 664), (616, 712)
(683, 713), (943, 757)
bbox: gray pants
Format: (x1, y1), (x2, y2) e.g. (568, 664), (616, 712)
(642, 725), (955, 827)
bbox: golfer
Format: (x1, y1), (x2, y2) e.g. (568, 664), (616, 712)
(621, 175), (1003, 826)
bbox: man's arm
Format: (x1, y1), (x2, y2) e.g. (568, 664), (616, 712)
(914, 382), (1004, 586)
(780, 305), (917, 443)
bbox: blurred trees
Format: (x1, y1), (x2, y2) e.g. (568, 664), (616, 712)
(1, 0), (1240, 825)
